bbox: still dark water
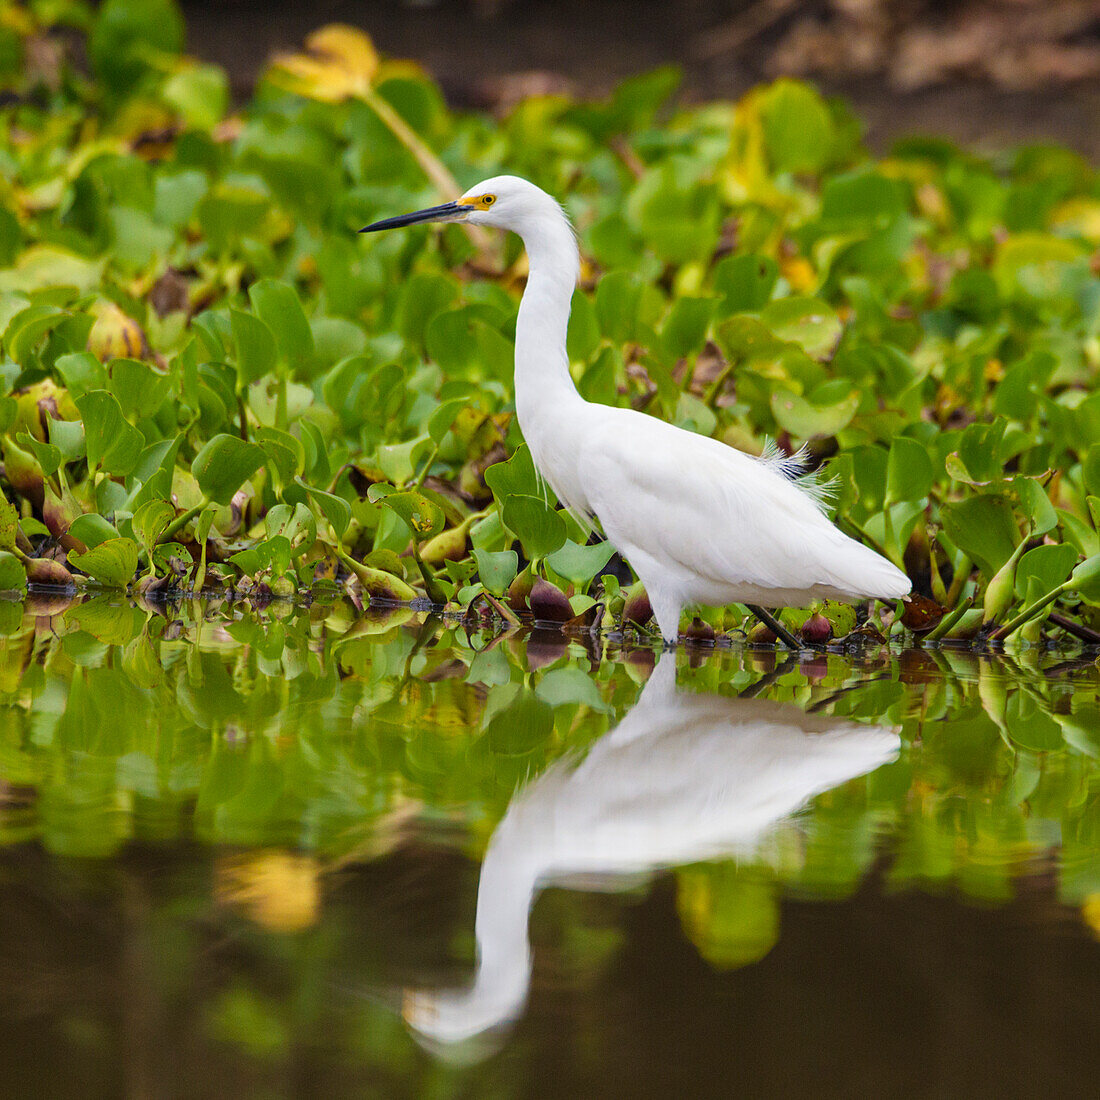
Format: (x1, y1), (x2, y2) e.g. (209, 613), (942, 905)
(1, 594), (1098, 1097)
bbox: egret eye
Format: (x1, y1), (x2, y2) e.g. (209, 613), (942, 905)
(482, 195), (495, 206)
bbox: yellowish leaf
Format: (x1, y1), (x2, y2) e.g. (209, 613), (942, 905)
(215, 850), (320, 933)
(269, 23), (378, 103)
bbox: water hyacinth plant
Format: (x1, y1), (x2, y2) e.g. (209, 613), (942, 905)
(4, 2), (1100, 645)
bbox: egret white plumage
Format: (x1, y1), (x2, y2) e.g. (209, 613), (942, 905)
(362, 176), (911, 646)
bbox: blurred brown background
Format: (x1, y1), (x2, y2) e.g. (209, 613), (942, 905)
(182, 0), (1100, 156)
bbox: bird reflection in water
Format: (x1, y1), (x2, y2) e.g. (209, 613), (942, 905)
(401, 656), (900, 1060)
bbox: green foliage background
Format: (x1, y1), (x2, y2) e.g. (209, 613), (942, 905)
(5, 1), (1100, 641)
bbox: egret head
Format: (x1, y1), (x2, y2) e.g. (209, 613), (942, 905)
(400, 984), (519, 1065)
(360, 175), (563, 236)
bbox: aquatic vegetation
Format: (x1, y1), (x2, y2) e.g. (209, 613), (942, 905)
(0, 595), (1097, 912)
(4, 5), (1100, 644)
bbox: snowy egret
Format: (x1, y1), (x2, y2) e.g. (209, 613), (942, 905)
(362, 176), (911, 646)
(399, 656), (900, 1053)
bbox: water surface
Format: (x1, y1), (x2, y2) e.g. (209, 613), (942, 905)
(1, 595), (1098, 1096)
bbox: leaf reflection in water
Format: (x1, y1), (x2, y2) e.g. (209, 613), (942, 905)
(400, 655), (899, 1060)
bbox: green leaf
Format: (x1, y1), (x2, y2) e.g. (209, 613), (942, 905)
(595, 270), (645, 343)
(4, 304), (70, 364)
(197, 183), (268, 253)
(16, 431), (62, 479)
(474, 548), (518, 596)
(397, 272), (458, 347)
(49, 418), (86, 463)
(68, 513), (119, 549)
(161, 63), (228, 130)
(191, 434), (266, 505)
(376, 437), (432, 486)
(230, 309), (277, 385)
(1008, 477), (1057, 538)
(257, 432), (301, 489)
(1015, 544), (1078, 600)
(296, 477), (351, 540)
(992, 232), (1085, 300)
(770, 388), (859, 439)
(941, 495), (1020, 578)
(90, 0), (184, 92)
(484, 444), (541, 505)
(131, 498), (176, 554)
(661, 297), (716, 360)
(502, 494), (567, 561)
(0, 550), (26, 591)
(0, 496), (17, 551)
(68, 537), (141, 587)
(249, 279), (315, 367)
(427, 399), (467, 446)
(108, 358), (171, 420)
(379, 491), (445, 542)
(714, 254), (778, 315)
(886, 436), (935, 503)
(75, 390), (143, 477)
(758, 79), (836, 174)
(759, 297), (842, 359)
(567, 288), (600, 361)
(1068, 553), (1100, 601)
(948, 421), (1007, 485)
(546, 539), (616, 586)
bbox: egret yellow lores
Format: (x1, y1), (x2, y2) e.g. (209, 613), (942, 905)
(362, 176), (911, 646)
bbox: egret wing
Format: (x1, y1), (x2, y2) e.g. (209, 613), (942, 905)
(580, 409), (896, 597)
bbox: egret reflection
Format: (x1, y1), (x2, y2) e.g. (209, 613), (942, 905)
(401, 658), (900, 1057)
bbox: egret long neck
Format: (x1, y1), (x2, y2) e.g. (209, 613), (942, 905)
(513, 214), (588, 503)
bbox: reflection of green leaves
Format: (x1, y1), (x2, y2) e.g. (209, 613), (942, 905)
(484, 687), (554, 756)
(65, 597), (143, 645)
(1004, 693), (1063, 753)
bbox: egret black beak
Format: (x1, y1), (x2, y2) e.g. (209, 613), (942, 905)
(359, 201), (468, 233)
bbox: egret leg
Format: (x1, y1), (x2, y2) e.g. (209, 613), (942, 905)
(746, 604), (804, 651)
(738, 653), (798, 698)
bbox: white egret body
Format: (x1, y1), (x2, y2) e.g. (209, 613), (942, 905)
(363, 177), (911, 642)
(400, 656), (900, 1052)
